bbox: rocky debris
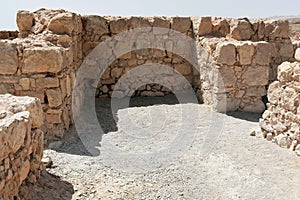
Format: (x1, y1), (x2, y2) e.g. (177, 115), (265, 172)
(260, 58), (300, 156)
(0, 94), (44, 199)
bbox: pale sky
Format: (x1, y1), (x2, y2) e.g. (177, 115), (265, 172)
(1, 0), (300, 30)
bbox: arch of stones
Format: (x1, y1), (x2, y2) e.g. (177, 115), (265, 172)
(0, 8), (299, 198)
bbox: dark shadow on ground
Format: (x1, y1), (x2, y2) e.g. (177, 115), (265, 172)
(19, 170), (74, 200)
(226, 111), (262, 122)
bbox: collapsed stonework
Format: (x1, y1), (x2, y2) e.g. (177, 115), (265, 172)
(0, 8), (297, 140)
(0, 94), (44, 199)
(260, 50), (300, 156)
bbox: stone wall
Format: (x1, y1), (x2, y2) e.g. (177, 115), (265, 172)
(0, 9), (81, 140)
(0, 31), (18, 40)
(193, 17), (295, 112)
(0, 8), (297, 139)
(0, 94), (44, 199)
(260, 50), (300, 156)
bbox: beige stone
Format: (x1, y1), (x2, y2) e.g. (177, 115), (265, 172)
(36, 77), (59, 88)
(230, 19), (254, 41)
(215, 42), (236, 65)
(0, 42), (18, 75)
(278, 61), (294, 82)
(46, 89), (63, 108)
(171, 17), (191, 33)
(254, 42), (271, 66)
(109, 18), (128, 34)
(23, 47), (68, 74)
(82, 15), (109, 37)
(218, 67), (236, 87)
(46, 109), (62, 124)
(237, 43), (255, 65)
(16, 10), (34, 32)
(19, 78), (30, 90)
(212, 18), (230, 37)
(48, 12), (79, 35)
(279, 43), (294, 58)
(198, 17), (213, 36)
(242, 66), (269, 86)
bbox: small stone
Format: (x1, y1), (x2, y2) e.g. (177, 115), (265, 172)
(250, 130), (256, 136)
(41, 156), (53, 168)
(0, 110), (7, 119)
(266, 133), (273, 141)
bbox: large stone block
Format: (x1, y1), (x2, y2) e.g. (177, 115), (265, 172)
(198, 17), (213, 36)
(109, 18), (128, 34)
(212, 18), (230, 37)
(0, 42), (18, 75)
(254, 42), (271, 66)
(46, 88), (63, 108)
(171, 17), (191, 33)
(48, 12), (81, 35)
(23, 47), (70, 74)
(230, 19), (254, 41)
(82, 15), (109, 38)
(237, 42), (255, 65)
(242, 66), (269, 86)
(215, 42), (236, 65)
(16, 10), (34, 32)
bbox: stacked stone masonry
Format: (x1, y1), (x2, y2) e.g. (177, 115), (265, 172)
(0, 8), (298, 139)
(0, 94), (44, 199)
(260, 49), (300, 156)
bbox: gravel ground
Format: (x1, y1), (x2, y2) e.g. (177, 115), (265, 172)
(21, 96), (300, 200)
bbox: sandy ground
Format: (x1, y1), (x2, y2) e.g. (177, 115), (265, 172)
(20, 95), (300, 200)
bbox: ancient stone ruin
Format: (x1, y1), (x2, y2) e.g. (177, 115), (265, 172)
(0, 8), (299, 198)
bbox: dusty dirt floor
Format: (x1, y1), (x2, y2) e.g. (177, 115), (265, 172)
(20, 95), (300, 200)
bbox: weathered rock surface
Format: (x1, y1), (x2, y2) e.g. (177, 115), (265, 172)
(0, 94), (44, 199)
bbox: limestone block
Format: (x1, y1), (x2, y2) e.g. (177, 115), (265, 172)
(295, 48), (300, 62)
(198, 17), (213, 36)
(242, 66), (269, 86)
(215, 42), (236, 65)
(128, 17), (152, 29)
(279, 42), (294, 58)
(171, 17), (191, 33)
(109, 18), (128, 34)
(212, 18), (230, 37)
(23, 47), (69, 74)
(16, 10), (34, 32)
(48, 12), (81, 35)
(278, 61), (294, 82)
(46, 88), (63, 108)
(218, 67), (236, 87)
(237, 42), (255, 65)
(230, 19), (254, 41)
(254, 42), (271, 66)
(269, 20), (289, 39)
(19, 78), (30, 90)
(46, 109), (62, 124)
(82, 15), (109, 38)
(36, 77), (59, 88)
(0, 42), (18, 75)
